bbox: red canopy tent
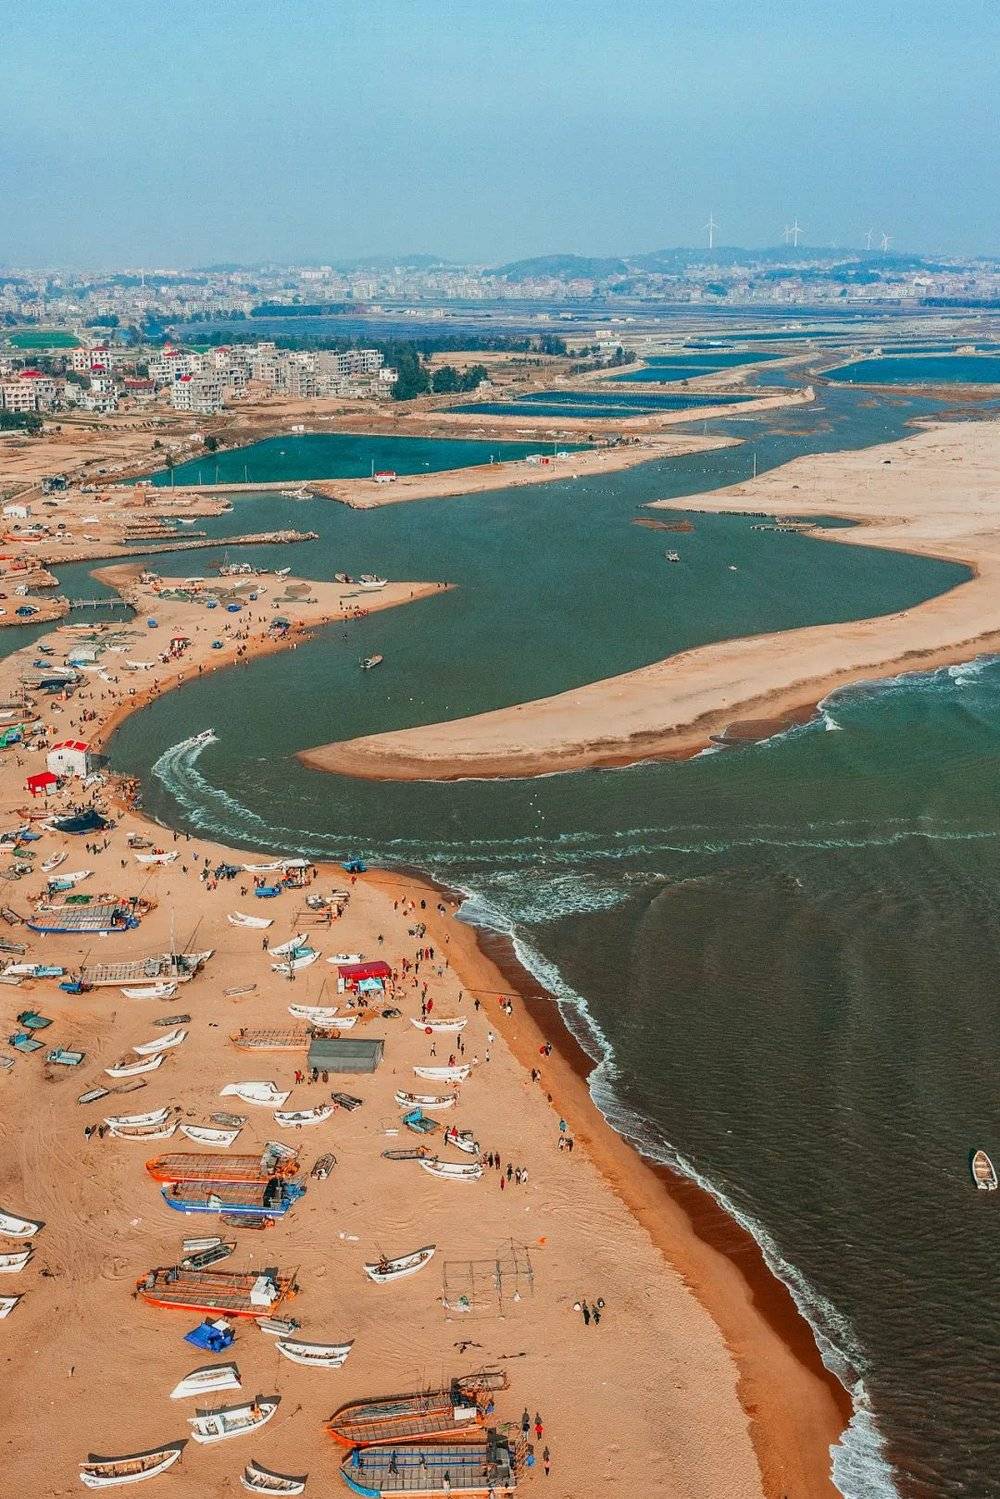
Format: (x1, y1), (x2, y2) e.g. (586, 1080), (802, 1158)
(336, 959), (391, 993)
(26, 771), (58, 797)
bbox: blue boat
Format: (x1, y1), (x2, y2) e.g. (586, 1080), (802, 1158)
(160, 1178), (305, 1218)
(255, 885), (281, 898)
(339, 1431), (515, 1496)
(50, 809), (109, 836)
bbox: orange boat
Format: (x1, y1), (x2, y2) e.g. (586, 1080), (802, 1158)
(326, 1372), (508, 1449)
(146, 1148), (299, 1184)
(135, 1264), (296, 1318)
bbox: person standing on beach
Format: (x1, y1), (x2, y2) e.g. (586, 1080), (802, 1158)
(581, 1300), (590, 1325)
(542, 1446), (551, 1477)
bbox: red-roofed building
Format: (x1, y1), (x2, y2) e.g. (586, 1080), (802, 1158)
(26, 771), (59, 797)
(46, 740), (91, 778)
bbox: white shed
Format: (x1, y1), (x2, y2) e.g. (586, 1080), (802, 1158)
(46, 740), (91, 778)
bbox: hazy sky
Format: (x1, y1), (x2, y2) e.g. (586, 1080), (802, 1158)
(2, 0), (997, 268)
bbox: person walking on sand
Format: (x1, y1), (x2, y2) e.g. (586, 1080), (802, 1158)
(543, 1446), (551, 1477)
(521, 1409), (530, 1437)
(581, 1299), (591, 1326)
(534, 1413), (543, 1440)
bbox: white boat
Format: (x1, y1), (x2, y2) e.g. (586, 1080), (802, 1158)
(357, 575), (387, 591)
(393, 1091), (457, 1111)
(271, 950), (318, 973)
(105, 1053), (164, 1079)
(363, 1245), (435, 1284)
(972, 1149), (997, 1190)
(273, 1105), (332, 1128)
(180, 730), (215, 749)
(41, 852), (66, 873)
(120, 983), (177, 1001)
(228, 912), (273, 930)
(108, 1122), (177, 1142)
(189, 1397), (279, 1444)
(270, 933), (308, 958)
(0, 1249), (31, 1273)
(56, 869), (92, 887)
(409, 1015), (467, 1033)
(0, 1295), (21, 1318)
(181, 1236), (223, 1253)
(170, 1363), (241, 1400)
(443, 1129), (480, 1156)
(0, 1210), (41, 1239)
(220, 1082), (290, 1108)
(180, 1124), (241, 1147)
(413, 1065), (470, 1083)
(133, 1028), (187, 1056)
(275, 1336), (353, 1368)
(241, 1459), (305, 1495)
(134, 852), (178, 866)
(287, 1004), (338, 1024)
(419, 1158), (483, 1182)
(258, 1318), (301, 1338)
(103, 1108), (171, 1129)
(79, 1445), (183, 1489)
(329, 952), (363, 964)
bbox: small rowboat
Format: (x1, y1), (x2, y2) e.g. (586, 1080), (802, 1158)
(121, 983), (177, 1001)
(971, 1149), (998, 1190)
(41, 852), (66, 873)
(443, 1129), (479, 1156)
(0, 1210), (41, 1239)
(189, 1397), (279, 1444)
(276, 1336), (353, 1368)
(220, 1082), (290, 1108)
(108, 1122), (177, 1142)
(181, 1124), (241, 1147)
(413, 1066), (470, 1083)
(394, 1091), (456, 1112)
(274, 1105), (332, 1128)
(0, 1248), (31, 1273)
(54, 869), (91, 887)
(270, 933), (308, 958)
(105, 1053), (164, 1078)
(181, 1236), (222, 1253)
(79, 1444), (184, 1489)
(133, 1028), (187, 1056)
(288, 1004), (338, 1024)
(419, 1158), (483, 1182)
(409, 1016), (467, 1033)
(135, 851), (178, 865)
(363, 1245), (435, 1284)
(258, 1317), (301, 1338)
(171, 1362), (241, 1400)
(103, 1108), (171, 1129)
(271, 950), (318, 974)
(242, 1459), (306, 1495)
(228, 911), (273, 929)
(0, 1294), (21, 1318)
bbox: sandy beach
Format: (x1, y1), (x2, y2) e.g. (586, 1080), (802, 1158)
(299, 419), (1000, 782)
(0, 563), (846, 1496)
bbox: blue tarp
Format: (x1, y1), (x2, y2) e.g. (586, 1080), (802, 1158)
(183, 1320), (235, 1353)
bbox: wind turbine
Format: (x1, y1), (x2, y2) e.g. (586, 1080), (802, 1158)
(864, 229), (874, 253)
(788, 218), (803, 248)
(705, 214), (718, 251)
(880, 231), (891, 253)
(782, 225), (792, 245)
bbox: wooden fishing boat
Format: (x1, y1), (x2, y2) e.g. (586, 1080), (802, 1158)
(106, 1053), (164, 1078)
(0, 1294), (21, 1318)
(360, 654), (384, 670)
(232, 1028), (311, 1052)
(181, 1242), (236, 1271)
(326, 1372), (506, 1449)
(79, 1443), (184, 1489)
(271, 949), (318, 974)
(442, 1129), (479, 1156)
(0, 1248), (31, 1272)
(0, 1210), (41, 1238)
(971, 1148), (997, 1190)
(83, 951), (213, 989)
(135, 1266), (294, 1319)
(109, 1121), (177, 1142)
(135, 852), (178, 865)
(273, 1105), (332, 1128)
(170, 1362), (241, 1400)
(228, 911), (273, 929)
(394, 1091), (456, 1112)
(419, 1159), (483, 1183)
(188, 1396), (279, 1444)
(146, 1146), (298, 1184)
(154, 1013), (191, 1028)
(363, 1245), (435, 1284)
(270, 934), (308, 958)
(409, 1016), (467, 1034)
(133, 1028), (187, 1056)
(276, 1336), (353, 1368)
(413, 1066), (470, 1083)
(41, 852), (66, 873)
(241, 1459), (306, 1495)
(180, 1124), (241, 1147)
(288, 1004), (338, 1024)
(258, 1316), (301, 1338)
(103, 1108), (171, 1129)
(121, 983), (177, 1000)
(221, 1082), (290, 1107)
(160, 1179), (304, 1218)
(338, 1431), (515, 1496)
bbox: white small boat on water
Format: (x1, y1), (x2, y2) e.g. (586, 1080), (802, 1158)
(419, 1158), (483, 1182)
(273, 1105), (332, 1128)
(105, 1053), (164, 1079)
(270, 933), (308, 957)
(229, 912), (273, 930)
(103, 1108), (171, 1129)
(972, 1149), (998, 1190)
(0, 1294), (21, 1318)
(79, 1445), (183, 1489)
(0, 1248), (31, 1273)
(413, 1065), (470, 1083)
(394, 1090), (456, 1111)
(41, 852), (66, 873)
(134, 852), (178, 866)
(181, 1124), (241, 1147)
(108, 1121), (177, 1142)
(363, 1244), (435, 1284)
(409, 1015), (467, 1033)
(0, 1210), (42, 1239)
(220, 1082), (289, 1108)
(189, 1397), (279, 1444)
(133, 1028), (187, 1056)
(242, 1460), (305, 1495)
(121, 983), (178, 1001)
(275, 1336), (353, 1368)
(170, 1363), (241, 1400)
(287, 1004), (338, 1024)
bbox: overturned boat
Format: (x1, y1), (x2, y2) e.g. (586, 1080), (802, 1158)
(220, 1081), (290, 1108)
(170, 1362), (241, 1400)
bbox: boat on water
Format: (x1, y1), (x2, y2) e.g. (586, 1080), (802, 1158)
(229, 911), (273, 930)
(276, 1336), (353, 1368)
(105, 1052), (164, 1078)
(273, 1105), (333, 1128)
(0, 1210), (42, 1238)
(359, 655), (384, 671)
(180, 1124), (241, 1147)
(409, 1016), (467, 1034)
(326, 1371), (506, 1448)
(170, 1363), (241, 1400)
(665, 549), (680, 562)
(338, 1430), (515, 1496)
(160, 1178), (304, 1219)
(133, 1027), (187, 1056)
(79, 1444), (184, 1489)
(0, 1248), (32, 1273)
(180, 729), (216, 749)
(242, 1459), (306, 1495)
(146, 1145), (298, 1184)
(189, 1397), (279, 1445)
(121, 982), (178, 1000)
(363, 1245), (435, 1284)
(394, 1091), (457, 1111)
(413, 1066), (470, 1083)
(135, 1266), (294, 1319)
(419, 1158), (483, 1183)
(221, 1082), (290, 1108)
(971, 1149), (998, 1190)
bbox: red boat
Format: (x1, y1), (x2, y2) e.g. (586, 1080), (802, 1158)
(135, 1265), (295, 1319)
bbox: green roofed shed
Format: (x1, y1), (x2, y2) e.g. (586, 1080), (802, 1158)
(307, 1036), (384, 1073)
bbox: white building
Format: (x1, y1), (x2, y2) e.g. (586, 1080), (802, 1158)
(171, 373), (224, 414)
(47, 739), (91, 778)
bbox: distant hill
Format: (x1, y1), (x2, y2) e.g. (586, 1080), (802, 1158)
(490, 246), (987, 280)
(493, 254), (630, 280)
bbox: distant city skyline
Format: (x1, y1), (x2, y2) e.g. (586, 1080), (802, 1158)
(3, 0), (997, 266)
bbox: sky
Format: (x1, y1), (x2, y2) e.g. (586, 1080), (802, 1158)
(1, 0), (997, 268)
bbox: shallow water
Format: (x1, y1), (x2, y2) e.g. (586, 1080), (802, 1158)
(827, 354), (1000, 386)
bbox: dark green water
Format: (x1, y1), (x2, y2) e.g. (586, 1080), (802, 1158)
(93, 386), (1000, 1498)
(827, 355), (1000, 386)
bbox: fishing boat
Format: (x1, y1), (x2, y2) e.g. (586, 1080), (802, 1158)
(188, 1397), (279, 1444)
(180, 730), (216, 749)
(0, 1294), (21, 1318)
(258, 1317), (301, 1338)
(121, 983), (178, 1000)
(413, 1066), (470, 1083)
(271, 948), (318, 974)
(394, 1091), (457, 1112)
(146, 1146), (298, 1184)
(52, 868), (91, 887)
(180, 1124), (241, 1147)
(135, 852), (178, 866)
(0, 1210), (41, 1238)
(182, 1242), (236, 1271)
(83, 951), (213, 988)
(41, 852), (66, 873)
(357, 576), (387, 591)
(338, 1431), (515, 1496)
(326, 1371), (506, 1448)
(232, 1028), (311, 1052)
(170, 1363), (241, 1400)
(442, 1129), (479, 1156)
(133, 1028), (187, 1056)
(0, 1248), (31, 1272)
(3, 962), (65, 980)
(419, 1159), (483, 1183)
(181, 1236), (223, 1253)
(242, 1459), (306, 1495)
(409, 1016), (467, 1034)
(270, 934), (308, 958)
(28, 902), (139, 937)
(971, 1149), (997, 1190)
(665, 549), (680, 562)
(109, 1121), (177, 1142)
(273, 1105), (333, 1128)
(221, 1082), (290, 1108)
(276, 1336), (353, 1368)
(79, 1444), (184, 1489)
(160, 1178), (304, 1219)
(229, 912), (273, 930)
(135, 1266), (294, 1319)
(288, 1003), (338, 1024)
(105, 1053), (164, 1078)
(363, 1245), (435, 1284)
(359, 655), (384, 670)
